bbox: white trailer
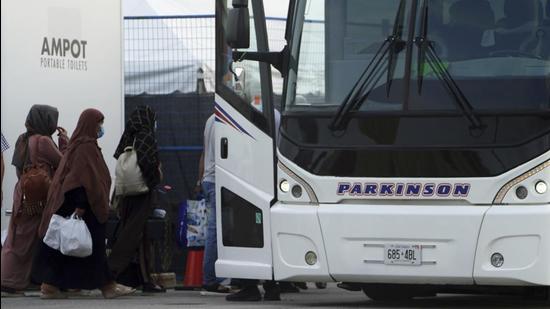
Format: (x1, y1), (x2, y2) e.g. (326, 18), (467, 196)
(1, 0), (124, 234)
(214, 0), (550, 301)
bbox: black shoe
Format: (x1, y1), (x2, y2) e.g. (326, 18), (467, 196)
(263, 284), (281, 301)
(337, 282), (362, 291)
(294, 282), (308, 290)
(315, 282), (327, 289)
(279, 282), (300, 293)
(142, 283), (166, 293)
(225, 286), (262, 302)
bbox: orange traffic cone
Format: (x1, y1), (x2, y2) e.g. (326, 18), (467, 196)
(182, 248), (204, 289)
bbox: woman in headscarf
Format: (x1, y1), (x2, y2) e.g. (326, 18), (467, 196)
(34, 108), (134, 299)
(108, 105), (164, 293)
(1, 105), (68, 294)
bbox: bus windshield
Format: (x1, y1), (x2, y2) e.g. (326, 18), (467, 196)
(285, 0), (550, 113)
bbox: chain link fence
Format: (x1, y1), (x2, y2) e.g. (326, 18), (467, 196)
(124, 15), (216, 95)
(124, 15), (324, 96)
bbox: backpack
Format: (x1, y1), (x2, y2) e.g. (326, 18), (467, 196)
(20, 137), (52, 216)
(115, 139), (149, 196)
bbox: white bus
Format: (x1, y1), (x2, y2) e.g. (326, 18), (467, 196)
(214, 0), (550, 301)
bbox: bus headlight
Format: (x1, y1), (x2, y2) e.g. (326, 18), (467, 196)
(535, 181), (547, 194)
(292, 185), (303, 198)
(515, 186), (528, 199)
(493, 160), (549, 204)
(279, 180), (290, 193)
(278, 161), (318, 204)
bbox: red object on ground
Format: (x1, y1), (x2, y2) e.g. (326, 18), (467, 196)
(183, 248), (204, 288)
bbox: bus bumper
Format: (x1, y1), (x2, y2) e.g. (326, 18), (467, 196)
(271, 204), (333, 282)
(473, 205), (550, 286)
(270, 203), (550, 286)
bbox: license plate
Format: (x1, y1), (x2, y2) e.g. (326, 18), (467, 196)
(384, 244), (422, 265)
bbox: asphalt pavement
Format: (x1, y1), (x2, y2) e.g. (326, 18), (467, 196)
(1, 284), (548, 309)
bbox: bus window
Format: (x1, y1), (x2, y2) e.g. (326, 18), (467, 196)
(285, 0), (550, 112)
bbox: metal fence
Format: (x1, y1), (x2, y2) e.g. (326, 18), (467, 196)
(124, 15), (216, 95)
(125, 94), (213, 201)
(123, 15), (325, 96)
(124, 15), (217, 207)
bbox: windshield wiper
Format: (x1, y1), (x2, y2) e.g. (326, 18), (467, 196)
(415, 0), (485, 131)
(386, 0), (408, 97)
(329, 0), (407, 131)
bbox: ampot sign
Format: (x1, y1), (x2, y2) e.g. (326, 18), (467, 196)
(40, 37), (88, 71)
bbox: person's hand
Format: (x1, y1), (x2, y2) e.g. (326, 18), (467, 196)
(75, 208), (86, 218)
(57, 127), (67, 136)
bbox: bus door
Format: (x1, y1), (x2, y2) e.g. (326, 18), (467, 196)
(214, 0), (277, 280)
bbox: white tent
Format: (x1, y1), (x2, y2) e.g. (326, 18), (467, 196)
(123, 0), (215, 94)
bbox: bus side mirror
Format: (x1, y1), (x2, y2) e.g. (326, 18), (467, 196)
(226, 0), (250, 49)
(232, 46), (289, 78)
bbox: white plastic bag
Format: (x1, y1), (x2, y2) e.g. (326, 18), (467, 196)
(59, 213), (93, 257)
(43, 214), (66, 250)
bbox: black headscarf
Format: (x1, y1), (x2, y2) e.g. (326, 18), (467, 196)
(114, 105), (160, 189)
(12, 104), (59, 171)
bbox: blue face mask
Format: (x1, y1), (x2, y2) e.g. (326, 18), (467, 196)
(98, 126), (105, 138)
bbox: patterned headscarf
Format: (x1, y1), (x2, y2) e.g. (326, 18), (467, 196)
(114, 105), (160, 189)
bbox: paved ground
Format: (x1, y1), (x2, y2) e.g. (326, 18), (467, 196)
(1, 284), (548, 309)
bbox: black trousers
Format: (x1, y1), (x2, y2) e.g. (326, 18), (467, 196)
(108, 192), (154, 285)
